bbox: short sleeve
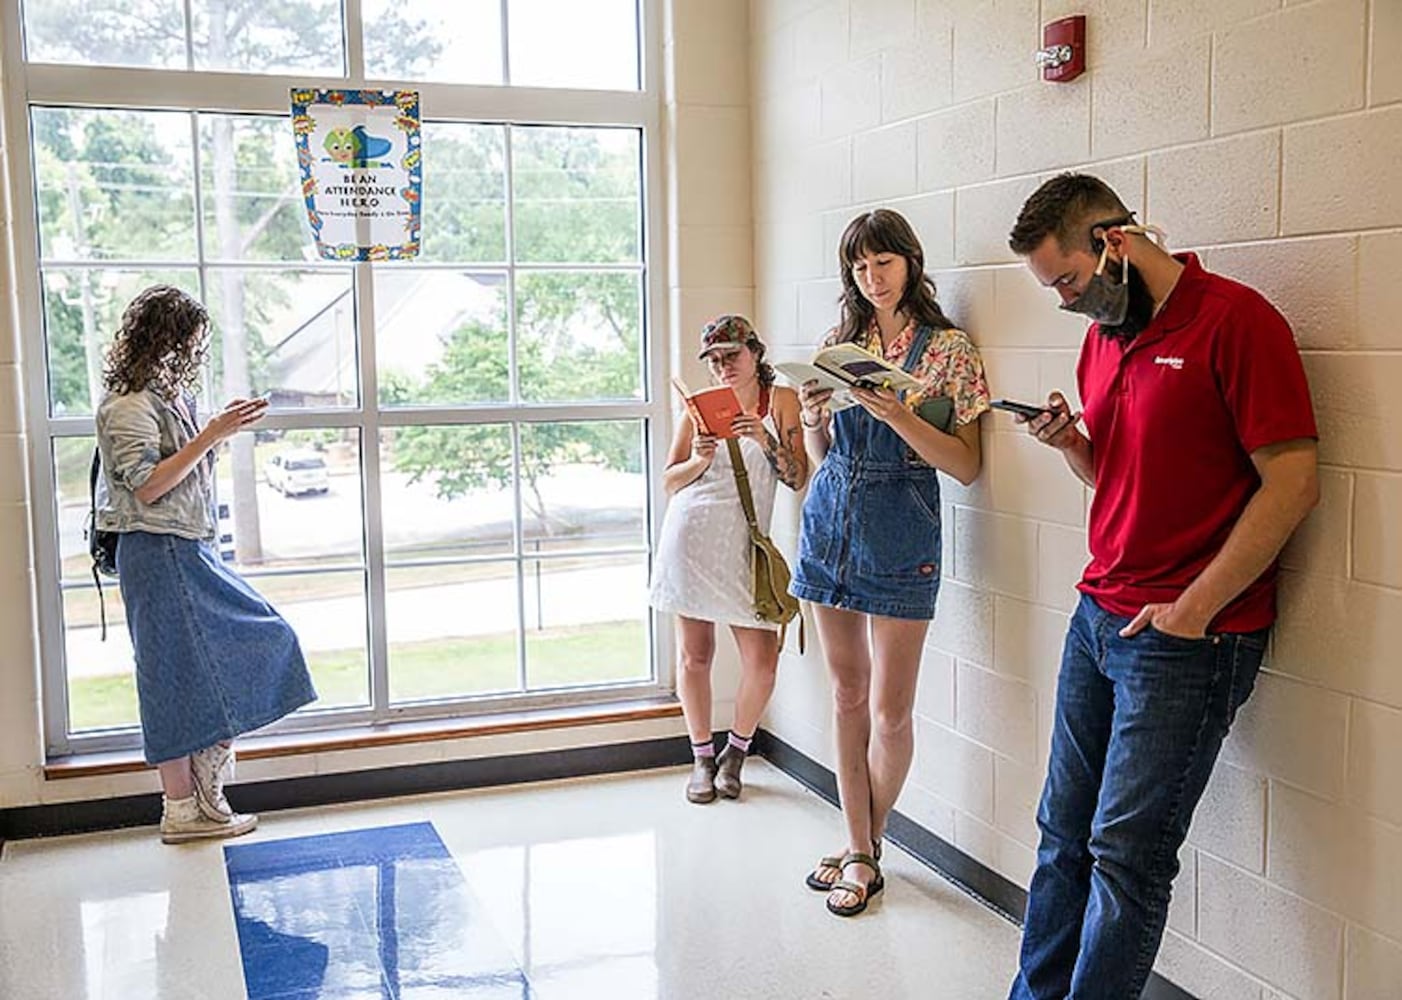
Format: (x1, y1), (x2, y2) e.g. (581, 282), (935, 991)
(1213, 293), (1318, 454)
(97, 393), (163, 491)
(921, 328), (991, 427)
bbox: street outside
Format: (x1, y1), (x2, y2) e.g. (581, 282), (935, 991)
(60, 463), (653, 679)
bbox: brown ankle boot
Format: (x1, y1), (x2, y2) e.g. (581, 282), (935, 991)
(714, 745), (746, 799)
(686, 755), (718, 803)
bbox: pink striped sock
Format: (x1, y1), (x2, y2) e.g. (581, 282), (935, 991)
(727, 732), (753, 754)
(691, 740), (716, 759)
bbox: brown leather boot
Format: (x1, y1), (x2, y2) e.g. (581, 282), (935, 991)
(714, 745), (746, 799)
(686, 755), (718, 804)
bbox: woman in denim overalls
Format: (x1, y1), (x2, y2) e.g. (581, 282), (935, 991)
(791, 210), (990, 916)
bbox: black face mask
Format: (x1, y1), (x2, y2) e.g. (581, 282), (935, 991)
(1095, 261), (1157, 343)
(1058, 221), (1166, 343)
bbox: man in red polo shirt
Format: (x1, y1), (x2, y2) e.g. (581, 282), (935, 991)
(1003, 174), (1319, 1000)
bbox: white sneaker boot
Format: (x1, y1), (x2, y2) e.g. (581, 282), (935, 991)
(191, 743), (236, 821)
(160, 794), (257, 844)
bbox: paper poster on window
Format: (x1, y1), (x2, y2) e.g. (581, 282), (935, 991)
(291, 88), (422, 261)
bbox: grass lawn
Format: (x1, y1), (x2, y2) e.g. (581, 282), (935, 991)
(68, 620), (650, 732)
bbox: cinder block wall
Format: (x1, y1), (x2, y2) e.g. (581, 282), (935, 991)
(751, 2), (1401, 996)
(663, 0), (756, 729)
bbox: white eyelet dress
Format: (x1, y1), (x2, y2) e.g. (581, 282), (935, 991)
(649, 411), (781, 631)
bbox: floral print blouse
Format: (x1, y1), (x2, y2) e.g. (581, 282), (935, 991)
(823, 318), (991, 427)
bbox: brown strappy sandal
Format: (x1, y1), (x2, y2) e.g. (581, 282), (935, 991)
(805, 853), (847, 891)
(825, 851), (884, 918)
(809, 836), (883, 892)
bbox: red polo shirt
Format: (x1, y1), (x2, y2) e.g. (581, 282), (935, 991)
(1077, 254), (1317, 632)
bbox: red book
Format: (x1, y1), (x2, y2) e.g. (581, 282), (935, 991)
(671, 377), (744, 439)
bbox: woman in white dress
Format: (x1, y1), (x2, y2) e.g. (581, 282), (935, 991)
(650, 316), (808, 803)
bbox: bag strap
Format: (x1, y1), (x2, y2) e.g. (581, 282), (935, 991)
(89, 446), (101, 503)
(89, 447), (109, 642)
(728, 437), (805, 654)
(726, 438), (761, 533)
(781, 615), (806, 655)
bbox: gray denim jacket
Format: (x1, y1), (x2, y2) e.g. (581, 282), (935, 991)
(95, 389), (215, 541)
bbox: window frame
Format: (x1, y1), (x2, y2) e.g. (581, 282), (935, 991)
(1, 0), (672, 757)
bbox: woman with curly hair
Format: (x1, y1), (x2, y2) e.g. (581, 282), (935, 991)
(95, 285), (316, 843)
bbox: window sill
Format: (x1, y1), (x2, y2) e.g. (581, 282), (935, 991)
(43, 698), (683, 781)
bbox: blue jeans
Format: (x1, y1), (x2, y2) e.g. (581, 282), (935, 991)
(1009, 595), (1267, 1000)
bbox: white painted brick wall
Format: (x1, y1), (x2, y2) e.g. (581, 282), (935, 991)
(753, 2), (1402, 995)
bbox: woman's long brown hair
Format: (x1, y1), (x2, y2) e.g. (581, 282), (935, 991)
(101, 285), (210, 398)
(835, 209), (954, 343)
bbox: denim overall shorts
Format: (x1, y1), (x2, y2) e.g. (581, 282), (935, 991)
(790, 325), (943, 621)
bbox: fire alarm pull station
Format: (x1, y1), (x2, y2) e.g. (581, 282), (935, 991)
(1037, 15), (1085, 83)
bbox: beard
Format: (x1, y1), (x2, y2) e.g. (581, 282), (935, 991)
(1096, 262), (1156, 342)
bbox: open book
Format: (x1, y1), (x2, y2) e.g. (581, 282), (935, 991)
(670, 377), (744, 438)
(775, 342), (923, 411)
(775, 343), (955, 432)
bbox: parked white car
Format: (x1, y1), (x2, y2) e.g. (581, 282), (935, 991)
(263, 450), (330, 497)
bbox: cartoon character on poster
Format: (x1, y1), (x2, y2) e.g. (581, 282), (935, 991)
(291, 88), (423, 261)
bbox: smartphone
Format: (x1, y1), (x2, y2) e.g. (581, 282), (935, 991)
(990, 398), (1053, 420)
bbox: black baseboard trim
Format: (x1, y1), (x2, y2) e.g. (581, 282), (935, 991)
(1, 734), (694, 842)
(754, 729), (1197, 1000)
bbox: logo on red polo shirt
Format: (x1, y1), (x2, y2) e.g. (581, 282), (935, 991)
(1154, 355), (1185, 370)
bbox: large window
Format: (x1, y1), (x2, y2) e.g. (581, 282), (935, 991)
(22, 0), (641, 89)
(10, 0), (665, 754)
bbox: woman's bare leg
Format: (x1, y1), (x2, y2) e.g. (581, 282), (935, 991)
(676, 615), (718, 745)
(157, 756), (195, 800)
(728, 624), (781, 738)
(812, 605), (875, 888)
(866, 616), (931, 845)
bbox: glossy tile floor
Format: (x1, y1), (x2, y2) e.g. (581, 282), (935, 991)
(0, 761), (1020, 999)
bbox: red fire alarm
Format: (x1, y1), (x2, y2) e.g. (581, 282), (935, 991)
(1038, 15), (1086, 83)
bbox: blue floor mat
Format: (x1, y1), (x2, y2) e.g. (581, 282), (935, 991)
(225, 822), (530, 1000)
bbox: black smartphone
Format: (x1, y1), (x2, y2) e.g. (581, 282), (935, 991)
(990, 398), (1053, 420)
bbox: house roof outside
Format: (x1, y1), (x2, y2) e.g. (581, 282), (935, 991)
(263, 270), (506, 400)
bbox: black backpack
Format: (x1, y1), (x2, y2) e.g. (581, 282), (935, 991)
(85, 448), (119, 639)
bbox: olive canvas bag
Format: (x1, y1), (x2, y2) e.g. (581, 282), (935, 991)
(725, 438), (804, 653)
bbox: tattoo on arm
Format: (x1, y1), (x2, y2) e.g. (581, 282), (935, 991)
(762, 425), (804, 489)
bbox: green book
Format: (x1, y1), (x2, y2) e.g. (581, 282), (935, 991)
(914, 395), (955, 434)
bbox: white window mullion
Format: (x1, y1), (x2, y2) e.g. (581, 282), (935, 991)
(511, 422), (528, 692)
(499, 0), (512, 87)
(502, 121), (529, 691)
(503, 124), (519, 406)
(355, 265), (391, 720)
(182, 0), (195, 71)
(639, 0), (669, 689)
(22, 65), (651, 124)
(343, 0), (365, 82)
(189, 110), (212, 400)
(4, 0), (73, 755)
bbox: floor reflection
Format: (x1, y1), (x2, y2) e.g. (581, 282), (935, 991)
(225, 822), (529, 999)
(456, 832), (659, 999)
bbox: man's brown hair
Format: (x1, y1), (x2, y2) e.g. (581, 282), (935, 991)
(1008, 173), (1132, 256)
